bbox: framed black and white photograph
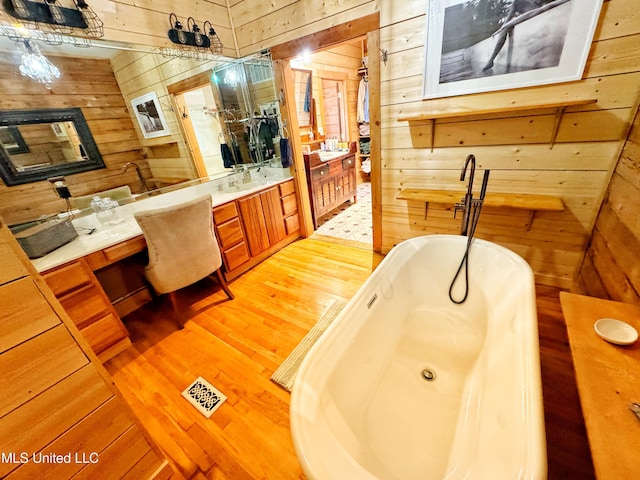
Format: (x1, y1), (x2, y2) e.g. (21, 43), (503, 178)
(423, 0), (604, 99)
(131, 92), (170, 139)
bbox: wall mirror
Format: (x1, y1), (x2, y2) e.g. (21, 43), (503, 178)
(0, 108), (105, 186)
(212, 57), (281, 165)
(292, 69), (312, 128)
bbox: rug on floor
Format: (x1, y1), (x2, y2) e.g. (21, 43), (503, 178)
(315, 182), (372, 244)
(270, 300), (347, 392)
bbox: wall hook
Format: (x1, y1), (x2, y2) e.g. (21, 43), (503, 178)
(380, 48), (388, 66)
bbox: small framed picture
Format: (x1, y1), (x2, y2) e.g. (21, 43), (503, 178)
(51, 122), (66, 137)
(131, 92), (170, 139)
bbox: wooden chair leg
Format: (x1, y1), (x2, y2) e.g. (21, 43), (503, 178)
(167, 291), (184, 330)
(214, 269), (234, 300)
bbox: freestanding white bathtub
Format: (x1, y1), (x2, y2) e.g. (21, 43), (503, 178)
(290, 235), (546, 480)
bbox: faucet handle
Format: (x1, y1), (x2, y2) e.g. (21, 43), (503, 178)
(453, 198), (466, 218)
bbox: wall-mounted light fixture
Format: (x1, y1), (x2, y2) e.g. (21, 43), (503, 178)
(167, 13), (223, 59)
(4, 0), (103, 38)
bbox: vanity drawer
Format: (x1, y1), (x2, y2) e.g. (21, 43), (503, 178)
(58, 283), (113, 330)
(213, 202), (239, 224)
(103, 236), (146, 263)
(216, 217), (244, 249)
(311, 165), (330, 179)
(281, 193), (297, 217)
(223, 241), (250, 272)
(84, 237), (147, 271)
(80, 312), (129, 356)
(285, 213), (300, 235)
(279, 179), (295, 196)
(342, 156), (355, 169)
(43, 260), (93, 297)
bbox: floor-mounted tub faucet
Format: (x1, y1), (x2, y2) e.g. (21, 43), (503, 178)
(124, 162), (150, 192)
(449, 154), (490, 304)
(454, 154), (490, 236)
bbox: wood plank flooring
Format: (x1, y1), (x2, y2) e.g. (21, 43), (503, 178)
(105, 237), (594, 479)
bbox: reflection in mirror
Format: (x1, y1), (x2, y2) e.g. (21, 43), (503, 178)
(0, 126), (29, 155)
(0, 108), (105, 186)
(293, 69), (312, 128)
(212, 56), (282, 166)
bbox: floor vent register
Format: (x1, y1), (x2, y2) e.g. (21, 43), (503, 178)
(181, 376), (227, 418)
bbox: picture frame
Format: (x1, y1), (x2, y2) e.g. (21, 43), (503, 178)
(422, 0), (604, 99)
(51, 122), (66, 137)
(131, 92), (170, 139)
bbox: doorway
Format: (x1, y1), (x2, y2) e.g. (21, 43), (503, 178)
(271, 13), (381, 251)
(294, 40), (373, 246)
(175, 85), (228, 178)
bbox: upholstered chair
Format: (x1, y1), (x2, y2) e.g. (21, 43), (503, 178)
(134, 195), (234, 329)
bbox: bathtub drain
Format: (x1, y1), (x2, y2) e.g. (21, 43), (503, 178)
(421, 369), (436, 381)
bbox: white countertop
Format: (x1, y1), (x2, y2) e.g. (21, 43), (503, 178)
(317, 151), (348, 162)
(32, 168), (292, 273)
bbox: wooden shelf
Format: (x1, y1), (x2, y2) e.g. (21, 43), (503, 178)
(398, 99), (597, 151)
(396, 188), (563, 230)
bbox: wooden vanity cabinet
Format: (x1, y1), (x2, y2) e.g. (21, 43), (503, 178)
(216, 179), (300, 280)
(42, 257), (131, 363)
(304, 143), (357, 228)
(0, 220), (170, 480)
(213, 201), (251, 274)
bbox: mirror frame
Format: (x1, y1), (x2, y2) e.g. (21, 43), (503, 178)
(0, 107), (106, 186)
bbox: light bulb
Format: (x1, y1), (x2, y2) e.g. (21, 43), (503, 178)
(11, 0), (29, 17)
(193, 25), (203, 47)
(45, 0), (65, 24)
(175, 21), (187, 44)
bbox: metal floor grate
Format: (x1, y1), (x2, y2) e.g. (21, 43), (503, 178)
(181, 376), (227, 418)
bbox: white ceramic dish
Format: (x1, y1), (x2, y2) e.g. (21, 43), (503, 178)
(594, 318), (638, 345)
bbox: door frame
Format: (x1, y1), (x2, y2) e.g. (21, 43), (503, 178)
(270, 12), (381, 252)
(167, 71), (215, 179)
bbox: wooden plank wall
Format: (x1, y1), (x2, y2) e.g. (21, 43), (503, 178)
(0, 2), (236, 56)
(0, 54), (148, 226)
(229, 0), (640, 288)
(577, 106), (640, 303)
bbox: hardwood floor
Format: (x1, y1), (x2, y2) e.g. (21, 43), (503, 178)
(105, 238), (594, 479)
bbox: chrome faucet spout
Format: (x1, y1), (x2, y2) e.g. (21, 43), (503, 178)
(458, 154), (476, 236)
(460, 154), (476, 197)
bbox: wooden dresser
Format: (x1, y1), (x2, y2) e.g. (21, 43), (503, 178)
(0, 217), (171, 480)
(303, 142), (357, 228)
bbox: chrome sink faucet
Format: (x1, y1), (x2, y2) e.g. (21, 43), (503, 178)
(124, 162), (150, 192)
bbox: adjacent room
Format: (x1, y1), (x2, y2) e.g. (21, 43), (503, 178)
(1, 1), (639, 479)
